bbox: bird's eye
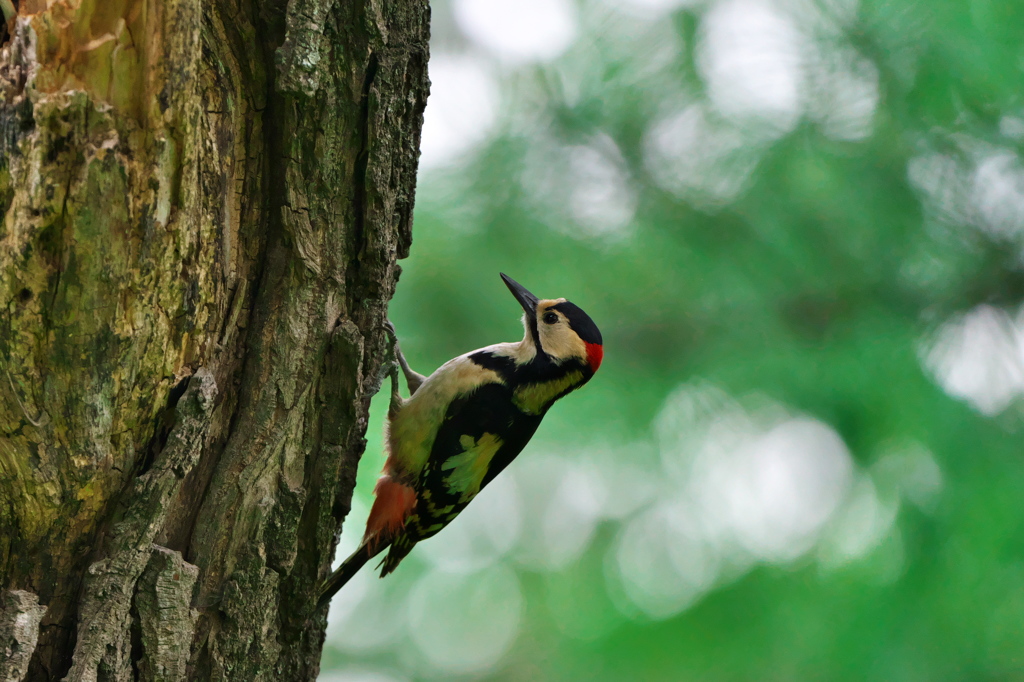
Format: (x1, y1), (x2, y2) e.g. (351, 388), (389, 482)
(543, 312), (558, 325)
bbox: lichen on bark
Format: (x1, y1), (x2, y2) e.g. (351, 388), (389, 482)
(0, 590), (47, 682)
(0, 0), (429, 679)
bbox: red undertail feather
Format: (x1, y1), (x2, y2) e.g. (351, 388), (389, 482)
(585, 342), (603, 373)
(364, 475), (416, 551)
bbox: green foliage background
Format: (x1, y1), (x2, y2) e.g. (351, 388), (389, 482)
(322, 1), (1024, 679)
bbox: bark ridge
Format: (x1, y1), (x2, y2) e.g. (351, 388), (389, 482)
(0, 0), (430, 679)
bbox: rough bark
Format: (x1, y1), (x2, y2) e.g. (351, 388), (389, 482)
(0, 0), (429, 680)
(0, 591), (46, 681)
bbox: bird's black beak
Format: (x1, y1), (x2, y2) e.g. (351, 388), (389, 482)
(500, 273), (540, 316)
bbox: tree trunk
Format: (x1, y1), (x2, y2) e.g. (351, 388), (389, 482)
(0, 0), (429, 679)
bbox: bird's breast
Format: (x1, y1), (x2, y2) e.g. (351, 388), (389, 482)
(512, 371), (586, 415)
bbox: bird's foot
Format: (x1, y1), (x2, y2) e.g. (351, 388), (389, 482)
(383, 320), (426, 395)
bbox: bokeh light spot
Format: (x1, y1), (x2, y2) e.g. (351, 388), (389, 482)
(453, 0), (578, 64)
(407, 565), (524, 674)
(420, 54), (499, 169)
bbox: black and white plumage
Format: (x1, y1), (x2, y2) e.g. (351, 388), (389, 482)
(319, 273), (603, 607)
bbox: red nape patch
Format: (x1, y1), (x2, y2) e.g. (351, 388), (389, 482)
(364, 476), (416, 550)
(585, 342), (603, 373)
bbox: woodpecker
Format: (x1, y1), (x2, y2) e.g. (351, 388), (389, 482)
(318, 273), (603, 606)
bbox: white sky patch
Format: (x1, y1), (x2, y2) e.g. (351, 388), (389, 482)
(419, 53), (499, 170)
(697, 0), (805, 135)
(922, 304), (1024, 417)
(407, 565), (524, 675)
(453, 0), (578, 64)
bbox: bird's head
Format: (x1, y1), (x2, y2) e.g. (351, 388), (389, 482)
(501, 273), (603, 374)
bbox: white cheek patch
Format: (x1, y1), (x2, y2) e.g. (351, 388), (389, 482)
(538, 315), (586, 362)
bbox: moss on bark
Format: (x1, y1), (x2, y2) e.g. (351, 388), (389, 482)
(0, 0), (429, 679)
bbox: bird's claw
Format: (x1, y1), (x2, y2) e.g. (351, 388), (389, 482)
(383, 320), (400, 361)
(381, 319), (425, 396)
(383, 320), (399, 344)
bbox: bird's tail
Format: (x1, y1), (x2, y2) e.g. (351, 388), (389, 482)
(318, 543), (379, 608)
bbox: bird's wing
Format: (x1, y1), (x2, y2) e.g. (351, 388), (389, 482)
(422, 382), (514, 505)
(380, 378), (546, 576)
(378, 382), (514, 575)
(404, 383), (536, 537)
